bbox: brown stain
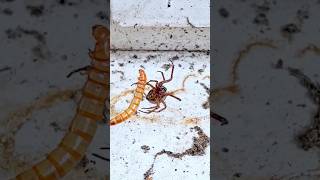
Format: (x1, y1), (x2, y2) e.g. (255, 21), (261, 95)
(110, 89), (134, 116)
(231, 41), (277, 85)
(171, 74), (197, 94)
(182, 117), (201, 125)
(137, 115), (160, 124)
(297, 44), (320, 57)
(6, 89), (77, 131)
(214, 41), (276, 99)
(212, 85), (239, 100)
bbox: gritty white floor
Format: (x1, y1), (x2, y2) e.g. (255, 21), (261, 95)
(110, 52), (210, 180)
(111, 0), (209, 27)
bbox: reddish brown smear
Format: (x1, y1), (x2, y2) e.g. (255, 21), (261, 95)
(231, 41), (277, 84)
(110, 89), (135, 115)
(214, 41), (276, 97)
(171, 74), (196, 94)
(183, 117), (201, 125)
(297, 44), (320, 57)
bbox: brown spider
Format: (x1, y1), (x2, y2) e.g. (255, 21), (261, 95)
(133, 60), (181, 114)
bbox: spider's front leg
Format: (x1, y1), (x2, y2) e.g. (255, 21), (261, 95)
(165, 92), (181, 101)
(139, 101), (161, 114)
(155, 100), (167, 113)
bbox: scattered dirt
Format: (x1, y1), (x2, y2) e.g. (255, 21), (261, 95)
(287, 67), (320, 150)
(143, 126), (209, 180)
(281, 23), (301, 40)
(141, 145), (150, 153)
(5, 26), (50, 60)
(26, 5), (45, 17)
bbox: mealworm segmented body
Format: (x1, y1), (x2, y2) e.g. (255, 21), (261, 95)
(110, 69), (147, 126)
(13, 25), (109, 180)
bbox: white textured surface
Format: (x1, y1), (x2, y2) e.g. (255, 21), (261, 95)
(111, 0), (209, 27)
(110, 0), (210, 50)
(110, 51), (210, 180)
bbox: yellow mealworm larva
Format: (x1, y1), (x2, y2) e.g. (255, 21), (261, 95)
(110, 69), (147, 126)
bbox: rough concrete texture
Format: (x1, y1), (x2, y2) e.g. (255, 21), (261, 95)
(110, 0), (209, 51)
(213, 0), (320, 179)
(0, 0), (108, 179)
(110, 52), (210, 180)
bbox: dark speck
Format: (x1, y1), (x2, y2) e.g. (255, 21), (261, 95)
(233, 173), (242, 178)
(219, 8), (229, 18)
(26, 5), (44, 17)
(96, 11), (107, 20)
(281, 23), (300, 34)
(222, 147), (229, 152)
(59, 0), (65, 5)
(274, 59), (283, 69)
(2, 8), (13, 15)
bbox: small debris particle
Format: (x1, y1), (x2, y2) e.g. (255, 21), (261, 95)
(59, 0), (66, 5)
(171, 55), (179, 60)
(2, 8), (13, 15)
(253, 13), (269, 26)
(50, 122), (63, 132)
(222, 147), (229, 153)
(0, 66), (11, 73)
(141, 145), (150, 153)
(219, 8), (229, 18)
(118, 63), (124, 67)
(26, 5), (44, 17)
(297, 9), (309, 21)
(96, 11), (107, 20)
(274, 59), (283, 69)
(233, 173), (242, 178)
(281, 23), (300, 34)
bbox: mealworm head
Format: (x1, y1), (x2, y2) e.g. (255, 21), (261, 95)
(92, 25), (109, 43)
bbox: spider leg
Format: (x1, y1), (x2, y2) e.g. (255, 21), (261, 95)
(155, 100), (167, 113)
(169, 94), (181, 101)
(159, 60), (174, 85)
(139, 101), (160, 113)
(66, 65), (91, 78)
(141, 105), (159, 109)
(147, 80), (158, 86)
(131, 82), (155, 89)
(157, 71), (165, 81)
(146, 82), (155, 88)
(138, 110), (154, 114)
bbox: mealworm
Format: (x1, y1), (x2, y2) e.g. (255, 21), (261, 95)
(13, 25), (109, 180)
(110, 69), (147, 126)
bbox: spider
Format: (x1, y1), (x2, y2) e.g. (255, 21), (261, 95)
(134, 60), (181, 114)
